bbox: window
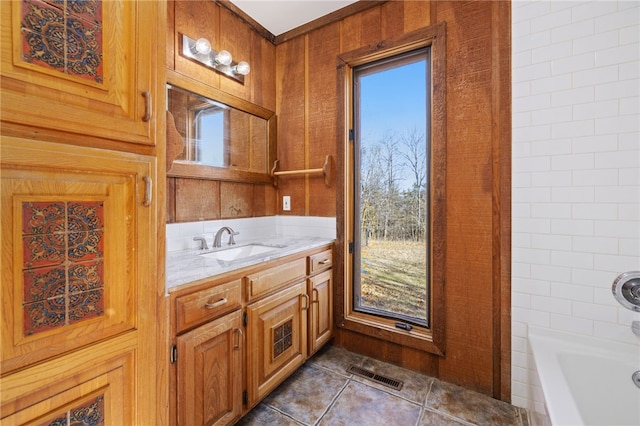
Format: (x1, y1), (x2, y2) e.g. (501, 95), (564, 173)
(353, 49), (430, 328)
(338, 24), (446, 354)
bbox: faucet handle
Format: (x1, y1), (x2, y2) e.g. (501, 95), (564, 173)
(193, 236), (209, 250)
(228, 230), (239, 245)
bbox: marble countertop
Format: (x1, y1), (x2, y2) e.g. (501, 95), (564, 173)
(166, 236), (334, 291)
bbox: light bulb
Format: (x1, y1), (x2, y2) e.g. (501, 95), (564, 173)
(234, 61), (250, 76)
(215, 50), (232, 66)
(194, 38), (211, 55)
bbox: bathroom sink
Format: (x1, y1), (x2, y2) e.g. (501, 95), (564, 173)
(198, 244), (285, 262)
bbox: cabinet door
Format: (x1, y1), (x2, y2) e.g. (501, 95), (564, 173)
(0, 0), (162, 147)
(1, 338), (136, 426)
(308, 269), (333, 354)
(176, 310), (243, 426)
(1, 137), (157, 374)
(246, 281), (308, 406)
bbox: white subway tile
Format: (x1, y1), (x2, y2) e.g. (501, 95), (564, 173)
(575, 65), (619, 89)
(572, 236), (619, 254)
(551, 218), (594, 236)
(596, 115), (640, 135)
(595, 80), (640, 101)
(513, 217), (551, 234)
(513, 93), (552, 112)
(513, 124), (552, 142)
(531, 170), (572, 187)
(619, 237), (640, 256)
(572, 29), (620, 55)
(595, 185), (639, 203)
(531, 202), (572, 218)
(513, 81), (532, 98)
(550, 313), (594, 335)
(573, 99), (619, 120)
(513, 1), (551, 22)
(513, 307), (551, 327)
(513, 188), (551, 204)
(513, 278), (551, 296)
(531, 73), (572, 95)
(532, 40), (572, 64)
(513, 247), (551, 265)
(571, 1), (618, 23)
(551, 19), (594, 44)
(596, 43), (640, 67)
(551, 282), (594, 303)
(514, 31), (552, 53)
(551, 119), (595, 139)
(572, 268), (618, 287)
(620, 25), (640, 45)
(531, 295), (573, 315)
(513, 172), (532, 188)
(513, 50), (532, 68)
(532, 233), (572, 251)
(572, 168), (619, 186)
(619, 60), (639, 80)
(618, 204), (639, 221)
(571, 135), (619, 153)
(595, 220), (640, 239)
(551, 186), (594, 203)
(513, 292), (532, 309)
(551, 86), (594, 106)
(513, 262), (533, 279)
(595, 252), (640, 272)
(551, 250), (594, 269)
(532, 264), (572, 282)
(552, 52), (596, 75)
(531, 8), (571, 32)
(572, 300), (618, 323)
(593, 321), (640, 344)
(551, 152), (595, 170)
(572, 203), (618, 220)
(620, 97), (639, 115)
(618, 134), (640, 151)
(595, 6), (640, 33)
(513, 156), (551, 173)
(596, 150), (640, 169)
(532, 107), (573, 126)
(512, 19), (532, 38)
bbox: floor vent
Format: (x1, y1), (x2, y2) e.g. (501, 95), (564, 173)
(346, 365), (404, 391)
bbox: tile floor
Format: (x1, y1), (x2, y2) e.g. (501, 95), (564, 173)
(237, 345), (529, 426)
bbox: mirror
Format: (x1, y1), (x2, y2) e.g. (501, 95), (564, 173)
(166, 70), (275, 183)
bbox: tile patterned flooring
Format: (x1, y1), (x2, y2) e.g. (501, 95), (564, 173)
(237, 345), (529, 426)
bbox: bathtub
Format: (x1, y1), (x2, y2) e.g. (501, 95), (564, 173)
(528, 327), (640, 426)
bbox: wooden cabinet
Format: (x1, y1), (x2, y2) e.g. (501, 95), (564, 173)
(246, 281), (308, 406)
(176, 310), (243, 426)
(0, 138), (159, 424)
(169, 244), (333, 425)
(0, 0), (163, 147)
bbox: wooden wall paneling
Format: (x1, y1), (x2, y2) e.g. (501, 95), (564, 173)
(492, 0), (512, 402)
(219, 182), (254, 217)
(175, 178), (220, 222)
(402, 1), (432, 34)
(251, 33), (277, 112)
(174, 0), (222, 88)
(167, 177), (177, 223)
(340, 6), (383, 53)
(307, 22), (340, 217)
(380, 0), (406, 39)
(275, 37), (306, 215)
(167, 0), (175, 70)
(219, 7), (253, 100)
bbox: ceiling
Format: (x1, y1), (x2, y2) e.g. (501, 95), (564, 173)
(229, 0), (359, 35)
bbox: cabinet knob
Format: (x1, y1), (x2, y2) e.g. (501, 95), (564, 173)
(204, 297), (227, 309)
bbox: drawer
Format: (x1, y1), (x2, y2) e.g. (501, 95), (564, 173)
(245, 258), (306, 301)
(175, 279), (242, 333)
(308, 249), (333, 274)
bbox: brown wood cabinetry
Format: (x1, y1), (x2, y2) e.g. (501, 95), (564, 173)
(176, 310), (243, 426)
(169, 244), (333, 425)
(0, 0), (163, 148)
(0, 138), (159, 424)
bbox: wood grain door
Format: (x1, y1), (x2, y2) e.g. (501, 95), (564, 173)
(308, 269), (333, 355)
(176, 310), (243, 426)
(246, 281), (308, 406)
(0, 0), (162, 147)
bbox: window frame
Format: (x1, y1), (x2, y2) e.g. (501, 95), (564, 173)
(337, 24), (447, 355)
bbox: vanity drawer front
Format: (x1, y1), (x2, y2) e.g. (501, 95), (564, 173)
(175, 279), (242, 333)
(308, 249), (333, 274)
(245, 259), (306, 301)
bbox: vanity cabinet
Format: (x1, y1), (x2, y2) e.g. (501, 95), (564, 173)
(0, 0), (163, 148)
(169, 244), (333, 425)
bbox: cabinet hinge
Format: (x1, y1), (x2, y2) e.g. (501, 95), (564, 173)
(170, 344), (177, 364)
(348, 241), (354, 254)
(242, 311), (247, 327)
(242, 390), (248, 405)
(349, 129), (354, 141)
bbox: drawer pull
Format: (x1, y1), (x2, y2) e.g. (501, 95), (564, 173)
(204, 297), (227, 309)
(234, 328), (243, 350)
(312, 288), (319, 304)
(318, 259), (331, 264)
(142, 91), (152, 122)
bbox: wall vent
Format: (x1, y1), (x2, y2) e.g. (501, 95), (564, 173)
(346, 365), (404, 391)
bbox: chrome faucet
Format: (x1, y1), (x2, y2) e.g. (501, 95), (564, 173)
(213, 227), (238, 248)
(193, 236), (209, 250)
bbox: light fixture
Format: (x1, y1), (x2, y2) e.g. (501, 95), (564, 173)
(181, 34), (250, 83)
